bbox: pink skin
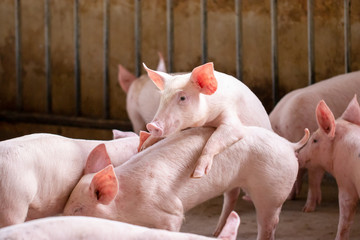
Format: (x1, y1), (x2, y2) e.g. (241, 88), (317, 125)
(0, 133), (139, 227)
(64, 126), (308, 240)
(143, 62), (272, 178)
(297, 95), (360, 240)
(269, 71), (360, 207)
(0, 212), (240, 240)
(118, 52), (166, 134)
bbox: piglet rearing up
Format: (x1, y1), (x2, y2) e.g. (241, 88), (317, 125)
(143, 62), (272, 177)
(297, 95), (360, 240)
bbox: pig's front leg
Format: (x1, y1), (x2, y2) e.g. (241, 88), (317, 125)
(213, 187), (241, 236)
(303, 167), (325, 212)
(335, 188), (358, 240)
(192, 122), (243, 178)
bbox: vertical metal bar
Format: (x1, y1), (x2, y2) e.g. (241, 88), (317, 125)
(201, 0), (208, 64)
(235, 0), (243, 81)
(134, 0), (142, 77)
(103, 0), (110, 119)
(307, 0), (315, 85)
(74, 0), (81, 116)
(44, 0), (52, 113)
(15, 0), (22, 111)
(271, 0), (278, 106)
(167, 0), (174, 73)
(344, 0), (351, 73)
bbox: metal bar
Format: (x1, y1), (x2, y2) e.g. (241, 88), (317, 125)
(235, 0), (243, 81)
(103, 0), (110, 119)
(44, 0), (52, 113)
(74, 0), (81, 116)
(201, 0), (208, 64)
(307, 0), (315, 85)
(134, 0), (142, 77)
(0, 111), (132, 130)
(15, 0), (22, 111)
(344, 0), (351, 73)
(271, 0), (278, 106)
(166, 0), (174, 72)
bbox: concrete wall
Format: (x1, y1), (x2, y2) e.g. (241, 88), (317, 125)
(1, 0), (360, 140)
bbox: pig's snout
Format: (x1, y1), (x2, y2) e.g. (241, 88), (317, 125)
(146, 122), (164, 137)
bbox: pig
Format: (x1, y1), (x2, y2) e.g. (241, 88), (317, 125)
(297, 95), (360, 240)
(0, 132), (139, 227)
(269, 71), (360, 211)
(0, 212), (240, 240)
(143, 62), (272, 178)
(64, 125), (309, 240)
(118, 52), (166, 133)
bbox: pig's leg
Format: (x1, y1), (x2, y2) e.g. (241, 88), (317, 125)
(255, 206), (281, 240)
(192, 123), (243, 178)
(335, 189), (358, 240)
(213, 187), (241, 236)
(303, 167), (325, 212)
(288, 168), (306, 200)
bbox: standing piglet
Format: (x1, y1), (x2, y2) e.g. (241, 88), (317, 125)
(0, 133), (139, 227)
(64, 126), (308, 240)
(269, 71), (360, 211)
(143, 62), (272, 177)
(118, 53), (166, 133)
(297, 95), (360, 240)
(0, 212), (240, 240)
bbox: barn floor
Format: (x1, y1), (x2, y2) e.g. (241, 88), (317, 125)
(181, 178), (360, 240)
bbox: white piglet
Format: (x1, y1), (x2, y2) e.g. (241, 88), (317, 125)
(0, 133), (139, 227)
(297, 95), (360, 240)
(143, 62), (272, 177)
(64, 126), (308, 240)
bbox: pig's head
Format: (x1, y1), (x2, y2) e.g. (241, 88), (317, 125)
(297, 95), (360, 169)
(143, 62), (218, 137)
(63, 144), (119, 220)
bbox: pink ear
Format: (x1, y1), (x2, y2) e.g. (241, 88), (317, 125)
(118, 64), (136, 93)
(138, 131), (151, 152)
(316, 100), (336, 138)
(218, 211), (240, 240)
(190, 62), (217, 95)
(143, 63), (166, 90)
(90, 165), (119, 205)
(341, 95), (360, 126)
(84, 144), (112, 174)
(156, 52), (167, 73)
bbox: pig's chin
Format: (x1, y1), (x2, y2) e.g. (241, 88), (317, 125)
(163, 120), (182, 137)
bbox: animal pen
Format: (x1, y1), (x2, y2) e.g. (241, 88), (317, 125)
(0, 0), (360, 239)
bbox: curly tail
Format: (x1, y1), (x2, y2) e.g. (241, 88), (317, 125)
(293, 128), (310, 152)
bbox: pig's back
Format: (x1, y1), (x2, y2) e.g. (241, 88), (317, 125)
(270, 71), (360, 141)
(214, 71), (272, 130)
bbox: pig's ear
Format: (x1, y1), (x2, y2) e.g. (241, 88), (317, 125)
(112, 129), (138, 139)
(90, 165), (119, 205)
(143, 63), (170, 90)
(138, 131), (151, 152)
(118, 64), (136, 94)
(84, 144), (112, 174)
(341, 95), (360, 126)
(316, 100), (336, 138)
(156, 52), (167, 73)
(218, 211), (240, 240)
(190, 62), (217, 95)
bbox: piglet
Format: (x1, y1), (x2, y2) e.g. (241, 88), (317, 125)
(64, 126), (308, 240)
(297, 95), (360, 240)
(270, 71), (360, 211)
(143, 62), (272, 178)
(0, 132), (139, 227)
(118, 52), (166, 133)
(0, 212), (240, 240)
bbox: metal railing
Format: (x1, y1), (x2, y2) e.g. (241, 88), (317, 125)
(0, 0), (353, 130)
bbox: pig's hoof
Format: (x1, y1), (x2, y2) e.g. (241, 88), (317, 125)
(191, 169), (205, 178)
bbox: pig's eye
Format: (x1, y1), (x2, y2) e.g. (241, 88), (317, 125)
(313, 139), (318, 143)
(180, 96), (186, 101)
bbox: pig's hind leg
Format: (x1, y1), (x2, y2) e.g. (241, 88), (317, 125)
(213, 187), (241, 236)
(192, 123), (243, 178)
